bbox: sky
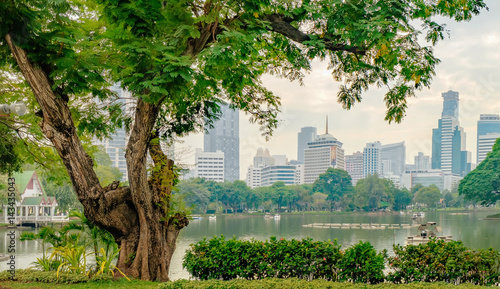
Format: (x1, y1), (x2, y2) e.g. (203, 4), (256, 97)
(178, 0), (500, 180)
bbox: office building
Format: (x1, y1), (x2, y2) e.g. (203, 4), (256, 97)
(381, 142), (406, 176)
(261, 165), (297, 187)
(204, 103), (240, 181)
(297, 126), (317, 163)
(477, 114), (500, 164)
(246, 148), (301, 188)
(345, 151), (363, 185)
(431, 91), (471, 176)
(303, 121), (345, 184)
(363, 141), (382, 177)
(194, 149), (224, 182)
(414, 152), (431, 171)
(401, 169), (461, 192)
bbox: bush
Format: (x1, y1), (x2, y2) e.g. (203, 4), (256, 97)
(183, 236), (387, 282)
(0, 269), (113, 284)
(338, 241), (386, 284)
(386, 239), (500, 286)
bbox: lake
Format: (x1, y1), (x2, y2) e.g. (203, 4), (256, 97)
(1, 210), (499, 280)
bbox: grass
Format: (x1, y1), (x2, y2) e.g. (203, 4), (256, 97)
(0, 279), (494, 289)
(0, 279), (159, 289)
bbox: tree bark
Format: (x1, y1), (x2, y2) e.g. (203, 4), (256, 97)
(6, 33), (187, 281)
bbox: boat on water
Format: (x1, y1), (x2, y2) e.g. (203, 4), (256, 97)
(406, 221), (452, 245)
(412, 212), (425, 220)
(190, 215), (202, 220)
(273, 214), (281, 220)
(208, 215), (216, 220)
(264, 213), (273, 219)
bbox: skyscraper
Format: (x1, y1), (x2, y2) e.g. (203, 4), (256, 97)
(297, 126), (317, 163)
(381, 142), (406, 176)
(204, 103), (240, 181)
(431, 91), (471, 176)
(363, 141), (382, 177)
(303, 119), (344, 184)
(477, 114), (500, 164)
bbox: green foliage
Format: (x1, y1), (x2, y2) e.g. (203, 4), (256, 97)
(338, 241), (386, 284)
(183, 236), (343, 281)
(459, 138), (500, 205)
(354, 174), (395, 211)
(184, 236), (385, 283)
(160, 278), (492, 289)
(387, 239), (500, 286)
(0, 269), (112, 283)
(414, 185), (442, 208)
(0, 123), (22, 175)
(313, 168), (354, 211)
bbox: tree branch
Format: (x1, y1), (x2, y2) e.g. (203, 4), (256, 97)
(265, 14), (366, 55)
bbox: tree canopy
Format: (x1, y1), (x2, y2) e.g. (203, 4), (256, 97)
(459, 138), (500, 205)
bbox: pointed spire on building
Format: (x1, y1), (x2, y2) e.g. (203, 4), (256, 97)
(326, 115), (329, 134)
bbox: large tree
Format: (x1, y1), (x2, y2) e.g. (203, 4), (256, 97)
(313, 168), (354, 211)
(459, 138), (500, 205)
(0, 0), (487, 281)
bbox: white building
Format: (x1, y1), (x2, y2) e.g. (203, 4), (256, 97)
(381, 142), (406, 176)
(414, 152), (431, 171)
(401, 169), (461, 191)
(0, 171), (66, 225)
(303, 132), (345, 184)
(363, 141), (382, 178)
(246, 148), (302, 188)
(477, 133), (500, 164)
(194, 149), (224, 182)
(345, 151), (363, 185)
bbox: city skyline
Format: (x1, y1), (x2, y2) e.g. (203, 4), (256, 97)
(178, 0), (500, 180)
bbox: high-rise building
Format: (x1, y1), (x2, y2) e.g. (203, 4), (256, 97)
(93, 84), (134, 182)
(363, 142), (382, 177)
(297, 127), (317, 163)
(204, 103), (240, 181)
(381, 142), (406, 176)
(431, 91), (471, 176)
(414, 152), (431, 171)
(303, 120), (344, 184)
(477, 114), (500, 164)
(261, 165), (297, 187)
(194, 149), (224, 182)
(345, 151), (363, 185)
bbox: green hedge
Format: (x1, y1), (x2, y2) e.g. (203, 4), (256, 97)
(387, 240), (500, 286)
(184, 237), (500, 286)
(0, 269), (113, 284)
(183, 236), (386, 283)
(159, 278), (490, 289)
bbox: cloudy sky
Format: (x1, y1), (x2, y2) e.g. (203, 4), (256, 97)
(179, 0), (500, 179)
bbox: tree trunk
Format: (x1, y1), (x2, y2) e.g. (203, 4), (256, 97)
(6, 33), (188, 281)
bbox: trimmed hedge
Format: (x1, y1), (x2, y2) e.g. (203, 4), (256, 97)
(160, 278), (491, 289)
(0, 269), (113, 284)
(183, 236), (386, 283)
(184, 236), (500, 286)
(387, 240), (500, 286)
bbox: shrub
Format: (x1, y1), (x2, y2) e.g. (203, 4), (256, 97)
(338, 241), (386, 284)
(386, 239), (500, 286)
(183, 236), (342, 281)
(0, 269), (113, 284)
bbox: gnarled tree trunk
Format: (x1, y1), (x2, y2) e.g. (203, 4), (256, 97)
(6, 33), (188, 281)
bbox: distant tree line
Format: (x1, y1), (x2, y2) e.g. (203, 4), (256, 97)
(176, 168), (470, 214)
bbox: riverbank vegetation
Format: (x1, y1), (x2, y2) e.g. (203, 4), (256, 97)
(177, 171), (472, 214)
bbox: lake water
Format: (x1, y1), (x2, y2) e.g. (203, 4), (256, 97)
(1, 210), (499, 280)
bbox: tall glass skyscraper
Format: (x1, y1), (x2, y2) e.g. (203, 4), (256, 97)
(204, 103), (240, 181)
(297, 126), (317, 163)
(431, 90), (471, 176)
(477, 114), (500, 164)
